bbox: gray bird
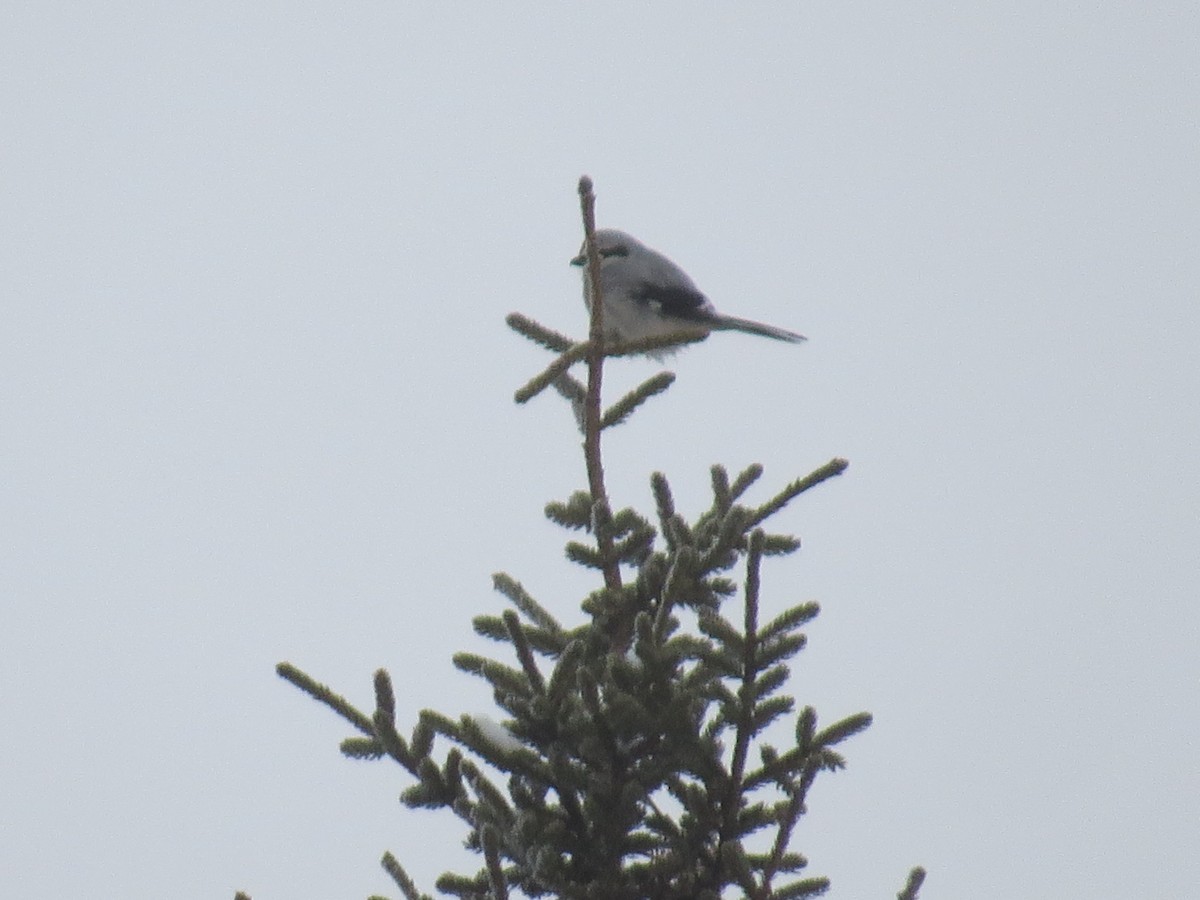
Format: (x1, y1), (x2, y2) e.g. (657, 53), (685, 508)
(570, 229), (806, 354)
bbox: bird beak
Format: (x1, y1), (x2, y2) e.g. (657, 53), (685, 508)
(570, 252), (585, 267)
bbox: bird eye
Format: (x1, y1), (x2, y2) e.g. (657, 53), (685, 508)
(601, 244), (629, 258)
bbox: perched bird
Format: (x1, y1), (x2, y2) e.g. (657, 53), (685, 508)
(570, 229), (806, 355)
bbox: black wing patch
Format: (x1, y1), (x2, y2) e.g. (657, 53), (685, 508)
(630, 282), (714, 323)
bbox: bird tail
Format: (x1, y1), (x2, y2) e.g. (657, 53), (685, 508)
(711, 315), (807, 343)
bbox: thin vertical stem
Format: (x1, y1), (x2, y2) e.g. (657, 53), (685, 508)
(578, 177), (607, 515)
(576, 176), (626, 644)
(717, 530), (764, 884)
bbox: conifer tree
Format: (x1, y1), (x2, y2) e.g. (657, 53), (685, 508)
(260, 178), (925, 900)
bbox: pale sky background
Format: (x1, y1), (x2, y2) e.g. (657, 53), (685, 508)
(3, 4), (1198, 899)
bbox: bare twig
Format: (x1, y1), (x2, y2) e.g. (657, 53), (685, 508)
(577, 176), (627, 648)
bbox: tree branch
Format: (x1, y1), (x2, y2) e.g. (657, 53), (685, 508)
(897, 866), (927, 900)
(577, 176), (627, 648)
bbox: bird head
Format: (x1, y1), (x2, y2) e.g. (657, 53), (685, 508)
(570, 229), (641, 267)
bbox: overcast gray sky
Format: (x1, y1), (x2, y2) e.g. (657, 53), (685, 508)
(3, 4), (1198, 899)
